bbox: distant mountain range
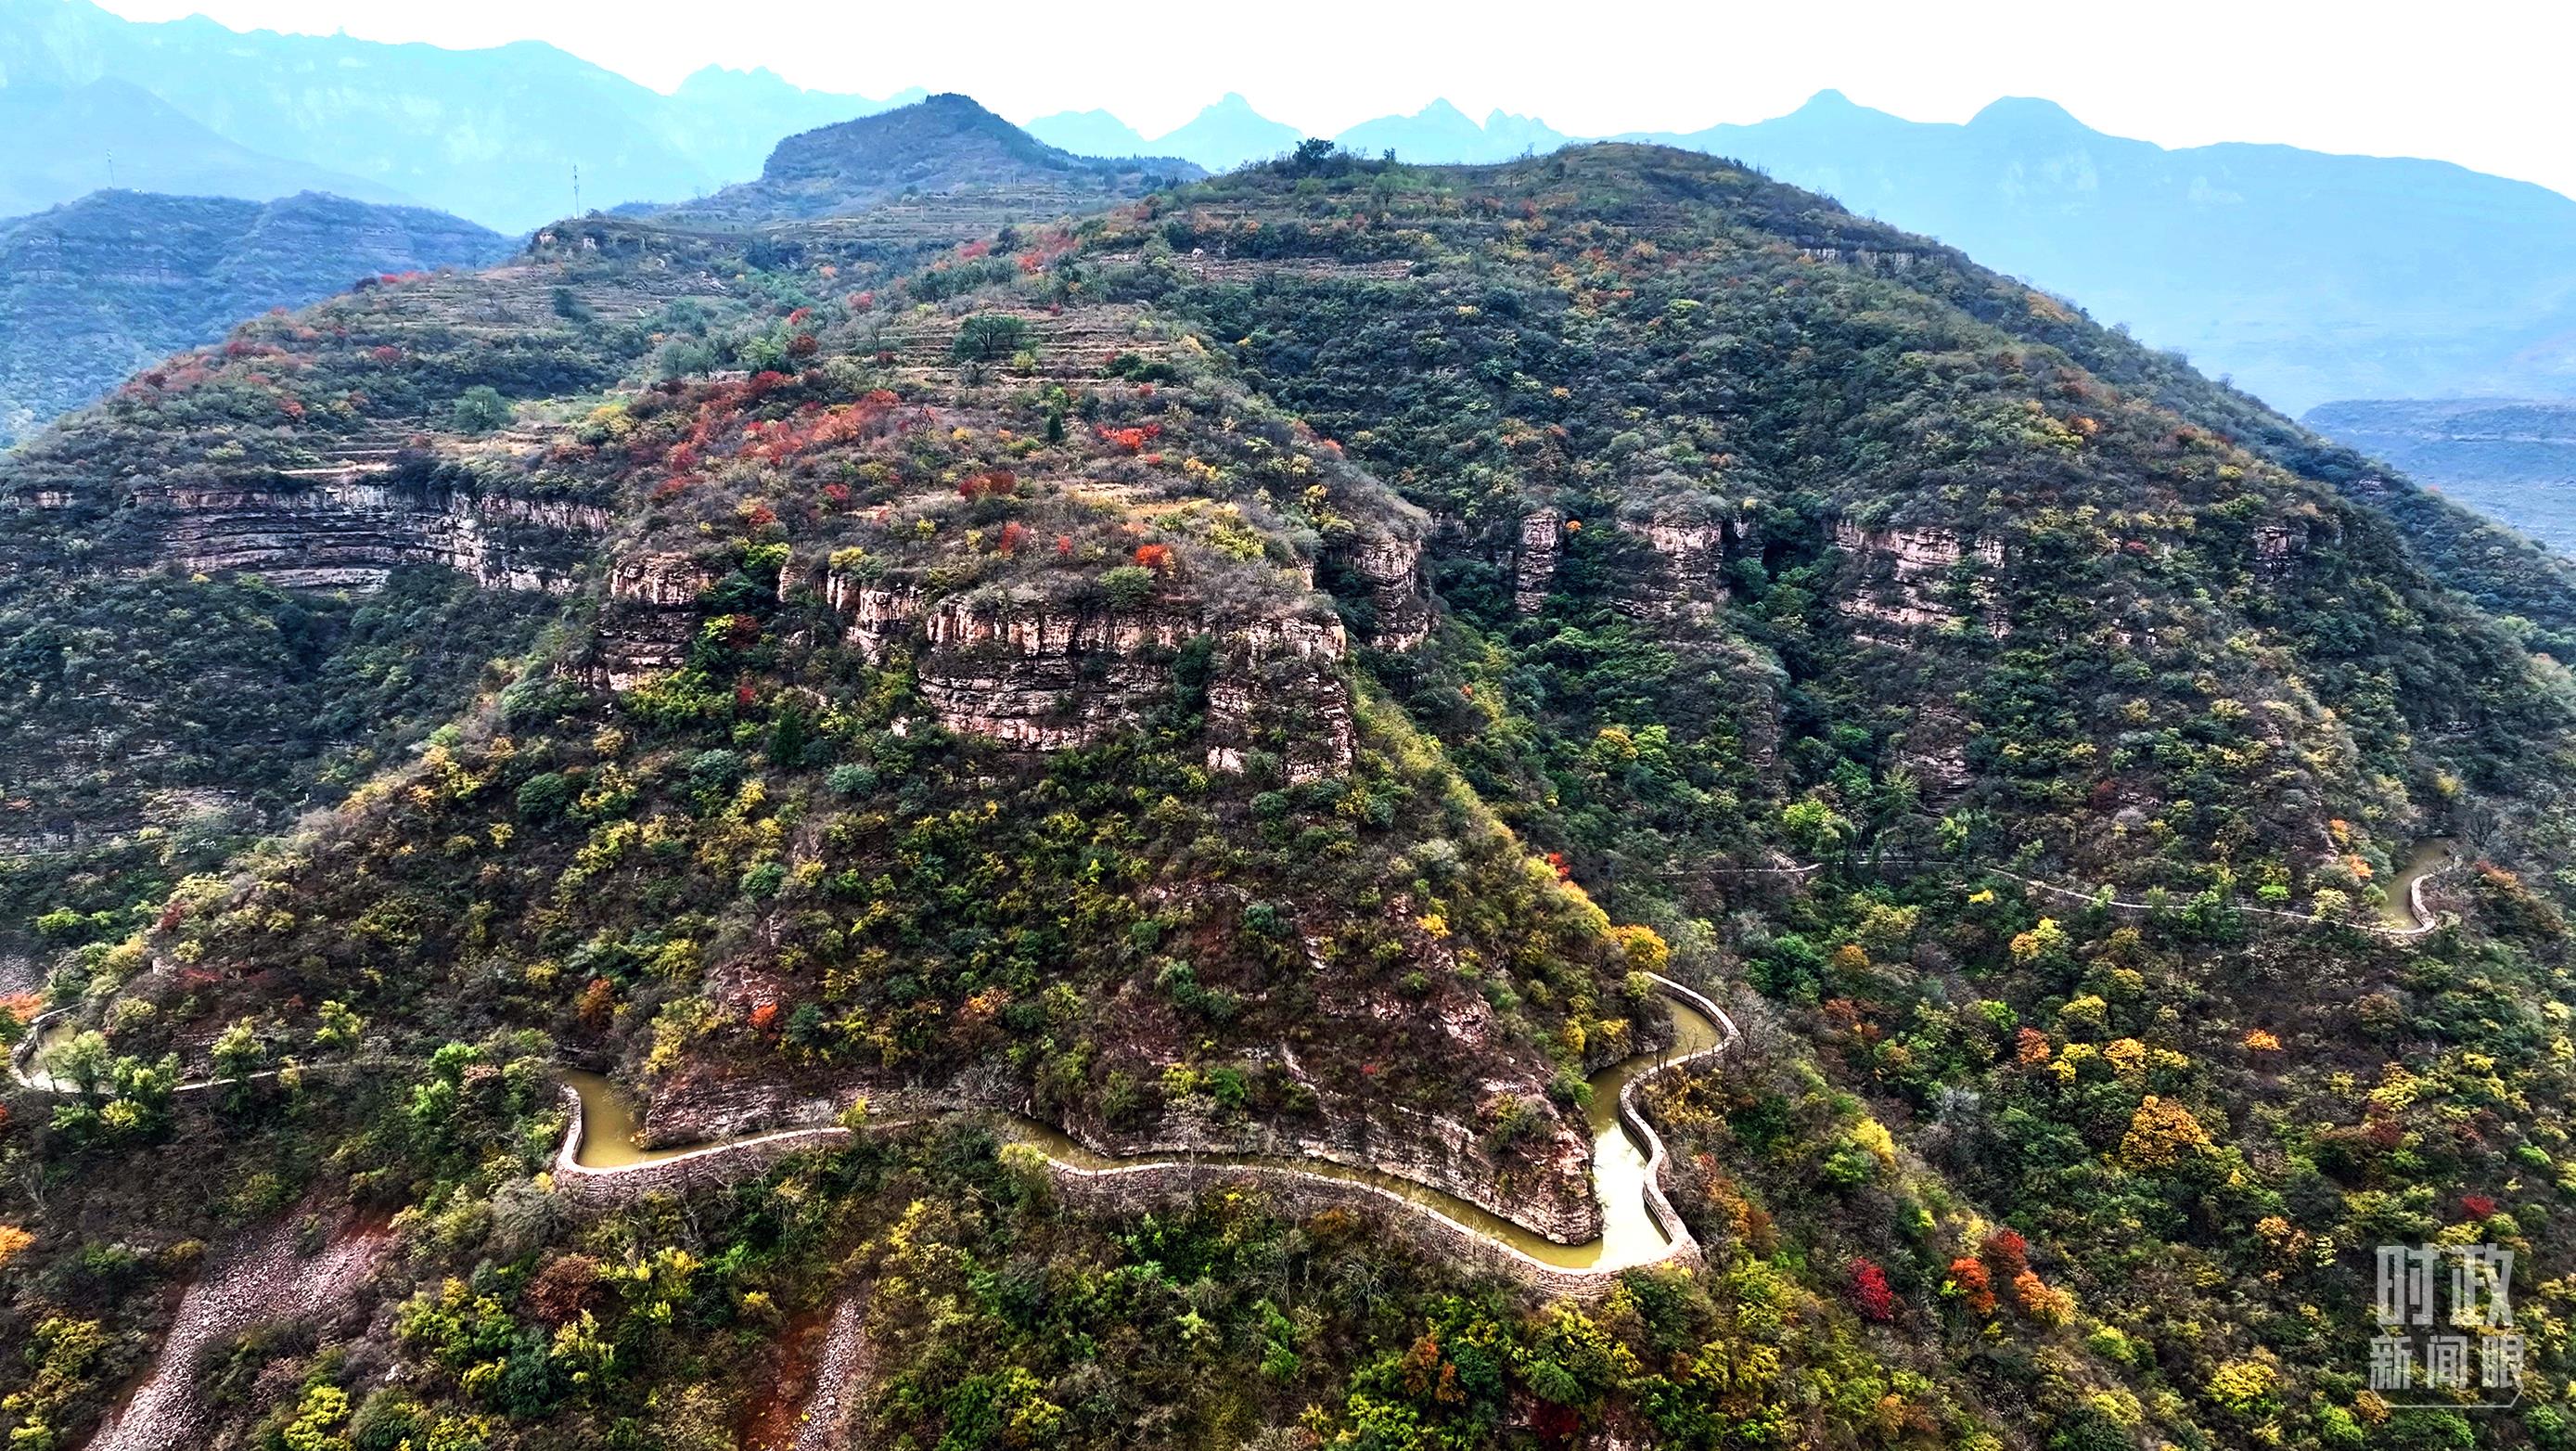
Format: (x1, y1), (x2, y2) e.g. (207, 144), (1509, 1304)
(1027, 96), (1568, 170)
(0, 0), (914, 229)
(2304, 397), (2576, 558)
(0, 189), (511, 444)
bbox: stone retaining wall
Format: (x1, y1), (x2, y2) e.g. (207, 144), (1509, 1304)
(548, 1085), (852, 1208)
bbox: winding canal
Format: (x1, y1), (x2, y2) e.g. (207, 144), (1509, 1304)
(565, 992), (1732, 1272)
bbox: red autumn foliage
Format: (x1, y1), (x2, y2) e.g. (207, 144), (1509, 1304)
(1982, 1228), (2029, 1278)
(1095, 422), (1163, 453)
(958, 470), (1019, 500)
(1545, 852), (1570, 881)
(821, 482), (852, 507)
(2463, 1194), (2498, 1219)
(1055, 534), (1074, 558)
(734, 683), (758, 707)
(1134, 543), (1173, 573)
(1950, 1255), (1996, 1315)
(996, 521), (1032, 556)
(1848, 1256), (1895, 1322)
(787, 333), (820, 359)
(748, 1001), (782, 1035)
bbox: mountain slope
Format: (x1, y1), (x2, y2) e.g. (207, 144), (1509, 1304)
(0, 77), (408, 217)
(1043, 88), (2576, 414)
(6, 128), (2576, 1451)
(0, 188), (513, 445)
(650, 93), (1198, 226)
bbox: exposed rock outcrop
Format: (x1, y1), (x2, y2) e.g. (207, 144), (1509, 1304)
(813, 576), (1358, 780)
(584, 552), (716, 689)
(1332, 529), (1433, 649)
(2252, 522), (2307, 572)
(1514, 507), (1565, 613)
(125, 480), (604, 592)
(1829, 519), (2008, 638)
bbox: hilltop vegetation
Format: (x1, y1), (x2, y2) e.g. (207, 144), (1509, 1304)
(5, 114), (2576, 1451)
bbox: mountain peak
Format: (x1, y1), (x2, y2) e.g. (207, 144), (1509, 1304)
(664, 92), (1197, 225)
(1967, 95), (2090, 133)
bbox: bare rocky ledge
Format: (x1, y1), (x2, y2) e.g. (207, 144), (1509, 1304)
(124, 479), (606, 592)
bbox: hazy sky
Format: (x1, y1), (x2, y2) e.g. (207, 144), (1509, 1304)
(96, 0), (2576, 198)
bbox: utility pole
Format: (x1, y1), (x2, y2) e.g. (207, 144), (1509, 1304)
(106, 146), (116, 189)
(571, 162), (582, 217)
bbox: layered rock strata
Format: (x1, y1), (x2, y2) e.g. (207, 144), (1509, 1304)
(122, 480), (605, 592)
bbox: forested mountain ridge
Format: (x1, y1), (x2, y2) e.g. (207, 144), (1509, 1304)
(4, 115), (2575, 1451)
(1045, 88), (2576, 415)
(0, 188), (514, 446)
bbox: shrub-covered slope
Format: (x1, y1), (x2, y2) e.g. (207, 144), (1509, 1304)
(7, 137), (2576, 1451)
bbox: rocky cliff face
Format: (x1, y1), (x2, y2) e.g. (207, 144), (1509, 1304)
(124, 481), (606, 592)
(611, 564), (1363, 779)
(1829, 519), (2008, 638)
(1332, 529), (1434, 649)
(587, 553), (718, 689)
(1513, 507), (1564, 613)
(877, 584), (1355, 780)
(1614, 507), (1762, 623)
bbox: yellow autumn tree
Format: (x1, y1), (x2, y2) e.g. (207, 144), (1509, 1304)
(2009, 918), (2069, 965)
(2121, 1096), (2215, 1169)
(1608, 924), (1670, 976)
